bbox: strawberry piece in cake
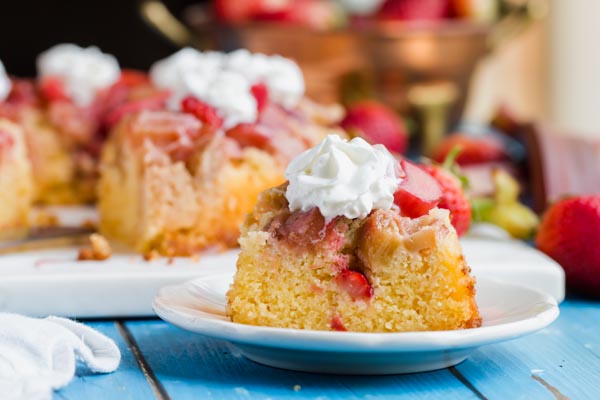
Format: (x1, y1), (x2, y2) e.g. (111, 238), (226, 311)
(0, 119), (33, 239)
(227, 135), (481, 332)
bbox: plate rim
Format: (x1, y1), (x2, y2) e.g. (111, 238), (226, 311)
(153, 275), (560, 353)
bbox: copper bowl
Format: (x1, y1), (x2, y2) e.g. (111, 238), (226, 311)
(138, 0), (544, 126)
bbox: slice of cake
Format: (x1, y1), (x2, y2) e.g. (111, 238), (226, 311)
(227, 135), (481, 332)
(99, 111), (286, 255)
(0, 119), (33, 239)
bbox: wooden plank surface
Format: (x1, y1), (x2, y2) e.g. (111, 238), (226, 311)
(125, 320), (480, 400)
(59, 299), (600, 400)
(57, 321), (156, 400)
(455, 299), (600, 400)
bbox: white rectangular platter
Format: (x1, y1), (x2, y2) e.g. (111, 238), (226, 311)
(0, 208), (565, 318)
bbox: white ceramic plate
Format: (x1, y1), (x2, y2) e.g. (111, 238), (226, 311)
(153, 271), (559, 375)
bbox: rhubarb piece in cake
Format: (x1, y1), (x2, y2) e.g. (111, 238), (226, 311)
(227, 135), (481, 332)
(0, 119), (33, 239)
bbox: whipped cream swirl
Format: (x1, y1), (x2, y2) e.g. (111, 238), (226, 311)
(285, 134), (401, 221)
(149, 48), (305, 129)
(37, 43), (120, 107)
(0, 60), (11, 101)
(150, 48), (256, 128)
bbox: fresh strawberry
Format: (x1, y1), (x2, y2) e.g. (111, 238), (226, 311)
(422, 164), (471, 236)
(394, 159), (442, 218)
(116, 69), (150, 88)
(181, 96), (223, 128)
(378, 0), (451, 21)
(214, 0), (291, 23)
(336, 270), (373, 301)
(279, 0), (344, 29)
(433, 134), (508, 166)
(341, 100), (408, 154)
(536, 196), (600, 296)
(214, 0), (259, 22)
(225, 123), (272, 149)
(39, 76), (69, 102)
(7, 79), (39, 106)
(250, 82), (269, 113)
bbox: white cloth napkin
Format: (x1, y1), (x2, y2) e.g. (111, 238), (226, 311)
(0, 313), (121, 400)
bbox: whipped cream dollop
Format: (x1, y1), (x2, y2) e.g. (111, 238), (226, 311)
(149, 47), (305, 128)
(0, 60), (11, 101)
(285, 134), (401, 221)
(226, 49), (305, 109)
(37, 43), (120, 107)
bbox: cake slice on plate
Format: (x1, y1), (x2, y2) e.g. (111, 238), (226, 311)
(98, 48), (343, 255)
(227, 135), (481, 332)
(0, 119), (33, 239)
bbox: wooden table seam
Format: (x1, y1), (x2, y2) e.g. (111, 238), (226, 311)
(115, 320), (172, 400)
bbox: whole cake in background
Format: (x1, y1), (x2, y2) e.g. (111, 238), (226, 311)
(98, 48), (344, 255)
(0, 118), (33, 239)
(0, 45), (166, 204)
(227, 134), (481, 332)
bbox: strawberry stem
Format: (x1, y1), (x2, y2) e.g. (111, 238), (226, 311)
(442, 145), (462, 171)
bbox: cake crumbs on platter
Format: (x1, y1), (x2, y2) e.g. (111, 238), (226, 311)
(77, 233), (112, 261)
(190, 254), (201, 262)
(80, 219), (97, 230)
(167, 257), (175, 265)
(143, 249), (160, 262)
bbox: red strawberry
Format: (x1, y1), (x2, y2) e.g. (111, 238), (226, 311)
(214, 0), (291, 23)
(422, 164), (471, 236)
(336, 270), (373, 301)
(341, 101), (408, 154)
(394, 159), (442, 218)
(7, 79), (39, 106)
(181, 96), (223, 128)
(225, 123), (272, 149)
(433, 134), (508, 166)
(330, 315), (347, 331)
(39, 76), (69, 102)
(214, 0), (259, 22)
(378, 0), (451, 21)
(116, 69), (150, 88)
(0, 129), (14, 150)
(250, 82), (269, 113)
(103, 91), (170, 128)
(536, 196), (600, 296)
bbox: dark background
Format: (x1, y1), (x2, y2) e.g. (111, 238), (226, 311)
(0, 0), (203, 76)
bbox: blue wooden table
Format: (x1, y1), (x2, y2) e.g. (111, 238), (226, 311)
(60, 298), (599, 400)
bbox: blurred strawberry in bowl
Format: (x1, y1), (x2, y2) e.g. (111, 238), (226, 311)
(433, 133), (509, 166)
(536, 195), (600, 297)
(377, 0), (452, 21)
(341, 100), (408, 154)
(214, 0), (291, 23)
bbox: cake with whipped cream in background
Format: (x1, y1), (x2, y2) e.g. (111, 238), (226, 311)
(0, 44), (163, 204)
(98, 48), (344, 255)
(0, 118), (33, 239)
(227, 135), (481, 332)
